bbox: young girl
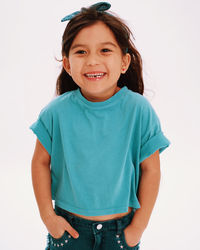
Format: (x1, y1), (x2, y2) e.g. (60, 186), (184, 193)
(29, 2), (171, 249)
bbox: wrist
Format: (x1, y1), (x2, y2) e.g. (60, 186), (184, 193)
(41, 209), (56, 224)
(129, 222), (147, 232)
(130, 214), (147, 231)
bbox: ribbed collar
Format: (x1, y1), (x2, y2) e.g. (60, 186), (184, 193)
(74, 86), (128, 109)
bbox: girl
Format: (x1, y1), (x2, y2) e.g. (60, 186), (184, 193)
(29, 2), (171, 250)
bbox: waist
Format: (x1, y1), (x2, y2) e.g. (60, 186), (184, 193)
(54, 205), (135, 229)
(55, 206), (134, 222)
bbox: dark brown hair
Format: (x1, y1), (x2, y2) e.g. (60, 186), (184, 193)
(55, 7), (144, 96)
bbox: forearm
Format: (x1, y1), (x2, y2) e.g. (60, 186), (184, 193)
(31, 160), (56, 223)
(130, 168), (161, 230)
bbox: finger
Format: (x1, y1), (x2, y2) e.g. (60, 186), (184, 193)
(65, 224), (79, 239)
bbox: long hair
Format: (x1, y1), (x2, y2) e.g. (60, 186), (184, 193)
(55, 7), (144, 96)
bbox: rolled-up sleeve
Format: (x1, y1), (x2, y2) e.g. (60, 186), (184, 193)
(29, 107), (53, 156)
(139, 98), (171, 164)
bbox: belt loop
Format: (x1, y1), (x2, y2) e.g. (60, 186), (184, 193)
(116, 219), (123, 235)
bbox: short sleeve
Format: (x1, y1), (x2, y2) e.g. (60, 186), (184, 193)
(139, 99), (171, 164)
(29, 106), (53, 156)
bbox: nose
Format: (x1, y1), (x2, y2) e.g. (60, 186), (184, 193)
(86, 52), (100, 66)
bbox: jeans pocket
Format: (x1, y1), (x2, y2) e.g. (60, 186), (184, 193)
(120, 229), (140, 250)
(51, 231), (66, 241)
(47, 231), (73, 249)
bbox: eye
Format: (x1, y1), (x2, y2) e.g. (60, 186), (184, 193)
(101, 48), (112, 52)
(75, 50), (86, 54)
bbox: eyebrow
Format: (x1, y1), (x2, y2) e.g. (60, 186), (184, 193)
(70, 42), (117, 50)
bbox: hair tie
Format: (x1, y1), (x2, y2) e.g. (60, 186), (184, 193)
(61, 2), (111, 22)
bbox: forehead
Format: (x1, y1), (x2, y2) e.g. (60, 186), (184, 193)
(71, 21), (118, 47)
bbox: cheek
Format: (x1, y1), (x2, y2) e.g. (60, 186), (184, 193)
(70, 59), (83, 75)
(107, 55), (123, 68)
(107, 63), (123, 77)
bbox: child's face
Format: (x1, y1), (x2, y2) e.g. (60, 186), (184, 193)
(63, 21), (131, 101)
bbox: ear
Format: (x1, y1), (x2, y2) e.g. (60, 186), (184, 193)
(63, 56), (71, 76)
(121, 53), (131, 74)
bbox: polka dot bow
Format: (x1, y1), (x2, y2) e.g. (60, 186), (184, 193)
(61, 2), (111, 22)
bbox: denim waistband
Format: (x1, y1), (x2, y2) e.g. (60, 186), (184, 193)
(54, 205), (135, 234)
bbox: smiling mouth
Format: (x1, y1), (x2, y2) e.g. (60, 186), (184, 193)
(84, 72), (106, 80)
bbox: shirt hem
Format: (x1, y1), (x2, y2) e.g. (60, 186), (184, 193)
(54, 200), (140, 216)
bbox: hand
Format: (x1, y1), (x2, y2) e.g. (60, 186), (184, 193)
(123, 224), (144, 247)
(43, 213), (79, 239)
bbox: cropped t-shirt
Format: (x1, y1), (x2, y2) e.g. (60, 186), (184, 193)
(29, 86), (171, 216)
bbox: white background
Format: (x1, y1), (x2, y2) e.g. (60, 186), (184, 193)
(0, 0), (199, 249)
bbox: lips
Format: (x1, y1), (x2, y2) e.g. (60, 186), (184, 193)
(84, 72), (106, 80)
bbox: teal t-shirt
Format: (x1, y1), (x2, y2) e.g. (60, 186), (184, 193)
(29, 86), (171, 216)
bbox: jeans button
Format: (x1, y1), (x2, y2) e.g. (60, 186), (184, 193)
(96, 224), (103, 230)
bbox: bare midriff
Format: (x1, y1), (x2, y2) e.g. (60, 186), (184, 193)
(66, 207), (133, 221)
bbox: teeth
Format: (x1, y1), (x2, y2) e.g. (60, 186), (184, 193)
(85, 73), (105, 77)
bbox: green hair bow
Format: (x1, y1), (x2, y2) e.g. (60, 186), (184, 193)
(61, 2), (111, 22)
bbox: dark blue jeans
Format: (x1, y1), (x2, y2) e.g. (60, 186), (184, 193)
(45, 205), (141, 250)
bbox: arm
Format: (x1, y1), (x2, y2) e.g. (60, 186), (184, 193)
(123, 150), (161, 247)
(31, 138), (56, 223)
(130, 149), (161, 230)
(31, 138), (79, 239)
